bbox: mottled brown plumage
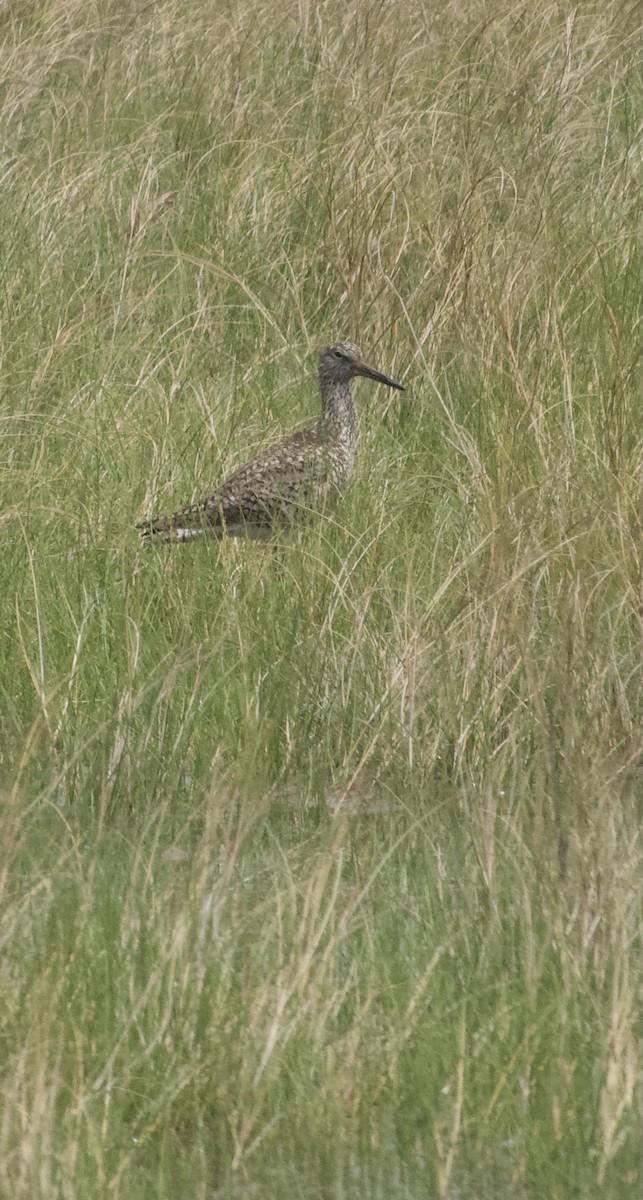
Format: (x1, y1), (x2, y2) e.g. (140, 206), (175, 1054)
(138, 341), (404, 544)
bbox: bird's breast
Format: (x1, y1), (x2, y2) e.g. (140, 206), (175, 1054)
(324, 434), (357, 490)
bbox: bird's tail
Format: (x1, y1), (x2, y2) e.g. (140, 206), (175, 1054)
(137, 513), (211, 545)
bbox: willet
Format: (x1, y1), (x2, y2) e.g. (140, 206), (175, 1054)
(138, 341), (404, 543)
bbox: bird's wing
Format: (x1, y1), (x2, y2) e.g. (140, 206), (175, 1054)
(174, 426), (329, 532)
(138, 425), (331, 542)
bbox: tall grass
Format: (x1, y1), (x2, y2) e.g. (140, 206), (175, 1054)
(0, 0), (641, 1195)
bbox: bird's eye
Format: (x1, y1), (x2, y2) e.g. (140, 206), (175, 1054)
(333, 350), (344, 359)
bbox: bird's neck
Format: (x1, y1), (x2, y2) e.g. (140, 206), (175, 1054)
(320, 380), (357, 431)
(319, 379), (358, 479)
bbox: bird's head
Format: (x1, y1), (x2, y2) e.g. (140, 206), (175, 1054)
(319, 341), (404, 392)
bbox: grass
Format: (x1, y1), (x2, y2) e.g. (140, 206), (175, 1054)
(0, 0), (642, 1195)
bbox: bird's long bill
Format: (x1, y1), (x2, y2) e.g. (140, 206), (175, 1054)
(355, 360), (405, 391)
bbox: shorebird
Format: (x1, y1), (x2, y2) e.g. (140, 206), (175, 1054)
(138, 340), (404, 544)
